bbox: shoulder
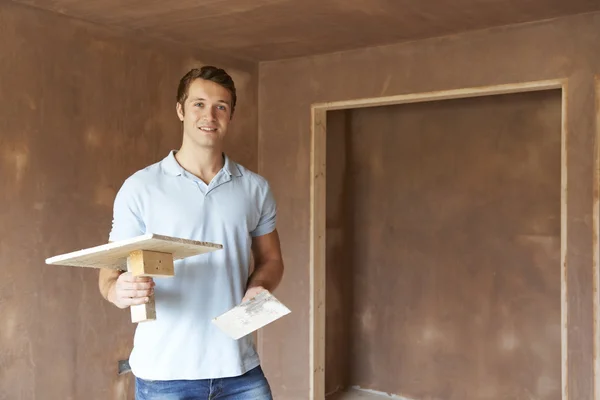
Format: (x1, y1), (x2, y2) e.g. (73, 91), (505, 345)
(231, 160), (272, 192)
(123, 157), (169, 186)
(115, 159), (164, 200)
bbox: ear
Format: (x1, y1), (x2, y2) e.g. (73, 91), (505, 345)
(176, 102), (184, 121)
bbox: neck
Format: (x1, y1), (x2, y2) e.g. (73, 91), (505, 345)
(175, 144), (224, 184)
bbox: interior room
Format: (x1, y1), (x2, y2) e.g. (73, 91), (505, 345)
(2, 1), (600, 399)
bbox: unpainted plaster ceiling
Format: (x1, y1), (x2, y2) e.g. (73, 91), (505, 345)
(9, 0), (600, 61)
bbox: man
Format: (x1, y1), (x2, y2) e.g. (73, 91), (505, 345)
(98, 66), (284, 399)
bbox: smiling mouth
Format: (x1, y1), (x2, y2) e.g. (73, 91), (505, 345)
(199, 127), (217, 132)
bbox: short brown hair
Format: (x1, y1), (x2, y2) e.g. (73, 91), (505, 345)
(176, 66), (237, 116)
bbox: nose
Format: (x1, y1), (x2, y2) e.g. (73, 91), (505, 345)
(202, 106), (217, 121)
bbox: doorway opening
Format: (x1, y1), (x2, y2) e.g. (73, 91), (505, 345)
(309, 80), (567, 400)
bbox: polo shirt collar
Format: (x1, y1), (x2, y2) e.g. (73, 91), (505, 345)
(162, 150), (184, 176)
(223, 153), (242, 177)
(161, 150), (242, 177)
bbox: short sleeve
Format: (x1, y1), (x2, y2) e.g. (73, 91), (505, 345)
(108, 177), (146, 242)
(250, 183), (277, 237)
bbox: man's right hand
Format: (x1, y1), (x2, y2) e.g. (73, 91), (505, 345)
(108, 272), (155, 309)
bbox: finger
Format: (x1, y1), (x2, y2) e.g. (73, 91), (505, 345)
(117, 281), (154, 291)
(128, 296), (151, 306)
(241, 293), (253, 303)
(120, 273), (154, 284)
(133, 276), (154, 283)
(133, 281), (155, 290)
(120, 281), (154, 291)
(119, 288), (154, 298)
(118, 296), (151, 306)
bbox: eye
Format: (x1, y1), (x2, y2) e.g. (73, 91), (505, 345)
(194, 102), (203, 107)
(217, 105), (227, 111)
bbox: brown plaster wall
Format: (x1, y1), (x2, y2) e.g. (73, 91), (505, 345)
(325, 90), (562, 399)
(258, 12), (600, 400)
(0, 2), (257, 399)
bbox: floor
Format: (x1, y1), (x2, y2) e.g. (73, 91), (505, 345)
(328, 388), (410, 400)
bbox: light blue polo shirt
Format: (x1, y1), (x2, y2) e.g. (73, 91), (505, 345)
(108, 150), (277, 380)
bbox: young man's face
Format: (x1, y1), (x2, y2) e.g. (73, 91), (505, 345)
(176, 78), (233, 150)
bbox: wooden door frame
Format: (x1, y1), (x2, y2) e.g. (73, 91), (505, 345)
(309, 79), (570, 400)
(594, 77), (600, 400)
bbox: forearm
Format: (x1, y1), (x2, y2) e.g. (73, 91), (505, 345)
(99, 269), (121, 303)
(247, 260), (284, 292)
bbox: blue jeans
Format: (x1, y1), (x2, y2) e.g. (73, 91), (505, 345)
(135, 365), (273, 400)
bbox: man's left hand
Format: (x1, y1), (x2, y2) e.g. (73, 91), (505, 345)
(242, 286), (267, 303)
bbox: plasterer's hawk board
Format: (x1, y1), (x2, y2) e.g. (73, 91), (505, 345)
(45, 233), (223, 271)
